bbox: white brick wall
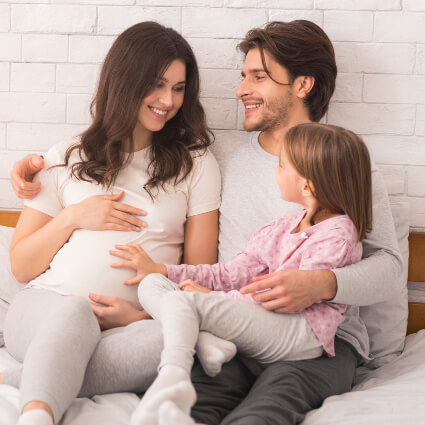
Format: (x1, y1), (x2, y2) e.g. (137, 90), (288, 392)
(0, 1), (424, 231)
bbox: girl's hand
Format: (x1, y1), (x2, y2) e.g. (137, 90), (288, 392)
(110, 243), (167, 285)
(178, 279), (211, 294)
(89, 293), (151, 330)
(69, 191), (147, 232)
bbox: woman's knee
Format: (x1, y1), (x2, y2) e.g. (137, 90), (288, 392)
(59, 296), (100, 338)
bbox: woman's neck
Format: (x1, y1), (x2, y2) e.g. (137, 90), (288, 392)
(124, 124), (153, 152)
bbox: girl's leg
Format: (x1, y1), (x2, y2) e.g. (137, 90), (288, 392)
(3, 288), (101, 424)
(158, 290), (323, 367)
(158, 401), (200, 425)
(139, 274), (236, 377)
(131, 288), (323, 425)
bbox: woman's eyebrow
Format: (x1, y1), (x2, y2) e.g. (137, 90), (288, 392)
(159, 77), (186, 85)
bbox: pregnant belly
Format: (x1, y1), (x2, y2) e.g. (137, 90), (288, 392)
(31, 230), (142, 308)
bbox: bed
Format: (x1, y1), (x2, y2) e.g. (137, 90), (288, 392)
(0, 210), (424, 425)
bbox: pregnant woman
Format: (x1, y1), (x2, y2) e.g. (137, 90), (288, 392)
(2, 21), (220, 425)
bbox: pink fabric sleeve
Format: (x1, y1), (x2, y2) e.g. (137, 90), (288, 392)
(166, 222), (274, 291)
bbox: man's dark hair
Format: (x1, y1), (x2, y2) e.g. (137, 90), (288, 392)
(238, 20), (337, 122)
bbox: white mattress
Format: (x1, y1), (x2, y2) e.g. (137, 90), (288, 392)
(2, 331), (425, 425)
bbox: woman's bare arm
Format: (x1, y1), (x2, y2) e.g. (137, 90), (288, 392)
(183, 209), (219, 265)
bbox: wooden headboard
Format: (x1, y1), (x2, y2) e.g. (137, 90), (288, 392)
(407, 232), (425, 334)
(0, 211), (20, 228)
(1, 210), (425, 335)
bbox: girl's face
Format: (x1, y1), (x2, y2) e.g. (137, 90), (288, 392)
(136, 59), (186, 134)
(276, 146), (306, 204)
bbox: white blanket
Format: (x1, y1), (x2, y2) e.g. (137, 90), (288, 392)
(303, 330), (425, 425)
(1, 331), (425, 425)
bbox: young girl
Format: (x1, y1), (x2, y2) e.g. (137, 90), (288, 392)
(109, 122), (373, 425)
(3, 22), (222, 425)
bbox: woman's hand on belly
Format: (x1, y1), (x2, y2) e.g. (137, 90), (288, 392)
(89, 293), (151, 330)
(68, 191), (147, 232)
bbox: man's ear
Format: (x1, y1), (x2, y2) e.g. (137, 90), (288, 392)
(295, 76), (315, 99)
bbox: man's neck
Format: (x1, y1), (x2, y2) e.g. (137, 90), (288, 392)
(258, 113), (312, 157)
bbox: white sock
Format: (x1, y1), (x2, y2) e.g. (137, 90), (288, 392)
(196, 332), (237, 377)
(17, 410), (54, 425)
(130, 366), (196, 425)
(158, 400), (206, 425)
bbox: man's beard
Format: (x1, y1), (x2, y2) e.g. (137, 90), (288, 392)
(244, 92), (293, 132)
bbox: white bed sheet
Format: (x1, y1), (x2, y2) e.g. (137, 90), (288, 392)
(303, 330), (425, 425)
(1, 331), (425, 425)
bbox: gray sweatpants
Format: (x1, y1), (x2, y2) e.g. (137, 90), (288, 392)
(139, 274), (323, 374)
(2, 291), (165, 397)
(3, 288), (101, 423)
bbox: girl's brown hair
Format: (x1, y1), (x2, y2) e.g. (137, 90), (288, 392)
(61, 21), (212, 197)
(238, 20), (337, 122)
(284, 123), (372, 240)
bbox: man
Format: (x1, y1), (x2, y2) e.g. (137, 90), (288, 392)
(10, 21), (403, 425)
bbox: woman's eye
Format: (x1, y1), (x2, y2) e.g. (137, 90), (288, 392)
(174, 86), (185, 92)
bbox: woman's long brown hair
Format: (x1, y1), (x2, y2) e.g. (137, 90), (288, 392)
(284, 123), (372, 241)
(61, 21), (212, 198)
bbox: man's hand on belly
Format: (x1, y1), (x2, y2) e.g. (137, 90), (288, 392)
(89, 293), (151, 330)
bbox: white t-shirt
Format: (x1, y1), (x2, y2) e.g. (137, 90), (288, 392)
(25, 140), (221, 308)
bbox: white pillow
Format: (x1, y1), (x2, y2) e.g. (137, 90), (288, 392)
(360, 201), (410, 368)
(0, 225), (24, 347)
(0, 225), (22, 303)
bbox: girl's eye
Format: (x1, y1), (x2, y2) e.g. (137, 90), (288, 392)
(174, 86), (185, 92)
(255, 75), (265, 81)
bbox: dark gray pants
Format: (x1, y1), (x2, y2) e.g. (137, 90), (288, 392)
(191, 337), (360, 425)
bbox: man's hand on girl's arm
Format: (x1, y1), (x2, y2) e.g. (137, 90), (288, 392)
(89, 293), (151, 330)
(240, 269), (337, 313)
